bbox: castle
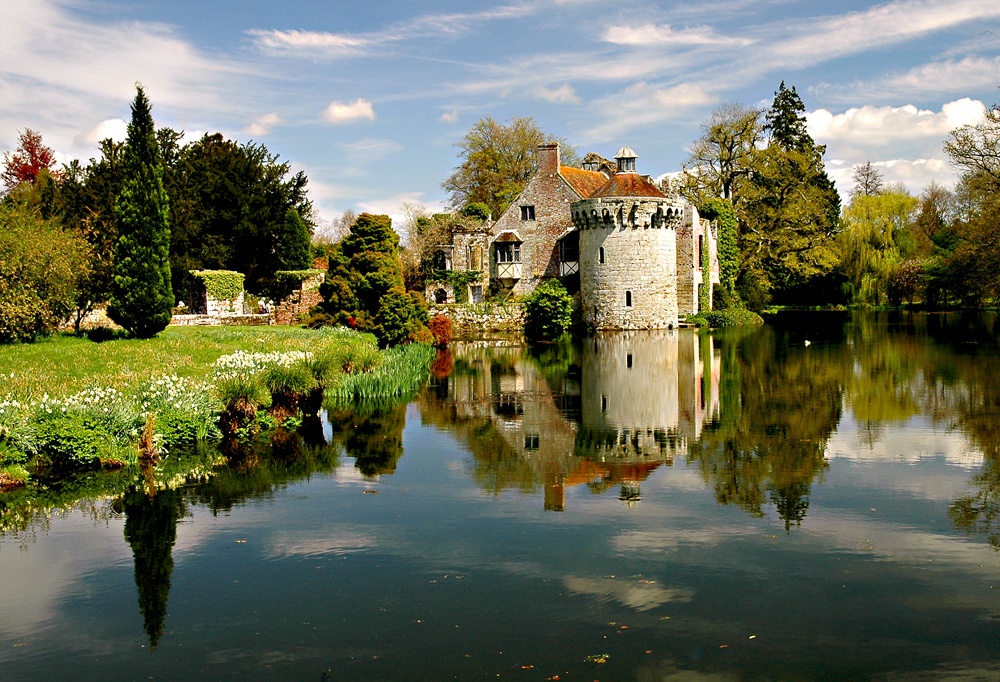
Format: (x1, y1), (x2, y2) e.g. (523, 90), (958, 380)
(427, 144), (719, 329)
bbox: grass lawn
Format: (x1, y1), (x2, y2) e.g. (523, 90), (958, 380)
(0, 326), (326, 400)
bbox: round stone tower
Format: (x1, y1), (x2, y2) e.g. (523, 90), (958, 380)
(571, 147), (683, 330)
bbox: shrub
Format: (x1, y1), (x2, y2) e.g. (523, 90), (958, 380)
(523, 279), (573, 341)
(216, 373), (268, 437)
(428, 315), (453, 347)
(687, 308), (765, 328)
(370, 286), (429, 348)
(0, 203), (89, 343)
(261, 362), (317, 419)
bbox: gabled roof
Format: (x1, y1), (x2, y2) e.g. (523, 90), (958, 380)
(591, 172), (667, 199)
(560, 165), (608, 199)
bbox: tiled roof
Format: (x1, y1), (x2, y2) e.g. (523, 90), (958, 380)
(591, 172), (667, 199)
(560, 166), (608, 198)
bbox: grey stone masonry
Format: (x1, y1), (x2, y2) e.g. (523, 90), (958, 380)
(573, 198), (682, 329)
(489, 143), (582, 297)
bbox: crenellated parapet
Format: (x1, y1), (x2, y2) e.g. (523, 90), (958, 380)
(571, 197), (686, 231)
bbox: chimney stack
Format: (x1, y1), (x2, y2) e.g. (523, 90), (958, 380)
(538, 143), (560, 175)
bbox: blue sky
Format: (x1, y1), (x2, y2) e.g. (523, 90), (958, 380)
(2, 0), (999, 233)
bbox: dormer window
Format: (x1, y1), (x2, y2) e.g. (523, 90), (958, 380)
(520, 205), (535, 221)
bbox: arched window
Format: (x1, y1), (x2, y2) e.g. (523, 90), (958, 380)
(599, 246), (605, 264)
(625, 290), (632, 307)
(434, 288), (448, 304)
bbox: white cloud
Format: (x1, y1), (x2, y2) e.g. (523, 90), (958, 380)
(357, 192), (446, 231)
(438, 110), (459, 123)
(603, 23), (751, 47)
(338, 137), (403, 161)
(247, 4), (536, 59)
(812, 57), (1000, 104)
(768, 0), (1000, 66)
(74, 118), (128, 147)
(807, 99), (986, 147)
(323, 98), (376, 124)
(246, 29), (372, 58)
(532, 83), (581, 104)
(245, 113), (282, 137)
(585, 82), (716, 141)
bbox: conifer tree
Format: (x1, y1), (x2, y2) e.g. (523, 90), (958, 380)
(275, 207), (312, 271)
(108, 85), (174, 338)
(739, 83), (841, 306)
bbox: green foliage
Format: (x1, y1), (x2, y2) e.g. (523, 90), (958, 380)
(275, 208), (312, 271)
(442, 116), (579, 218)
(165, 133), (313, 294)
(426, 269), (482, 303)
(317, 213), (430, 346)
(523, 279), (573, 341)
(738, 84), (841, 307)
(326, 342), (434, 410)
(108, 85), (174, 338)
(700, 198), (740, 308)
(681, 102), (763, 208)
(371, 287), (429, 348)
(460, 202), (491, 221)
(0, 203), (89, 343)
(190, 270), (244, 303)
(837, 190), (919, 307)
(261, 363), (317, 396)
(686, 308), (765, 328)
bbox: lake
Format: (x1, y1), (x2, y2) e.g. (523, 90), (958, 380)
(3, 312), (1000, 680)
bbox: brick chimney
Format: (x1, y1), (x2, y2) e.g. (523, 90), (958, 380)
(538, 143), (560, 175)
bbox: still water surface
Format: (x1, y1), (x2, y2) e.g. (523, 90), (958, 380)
(4, 312), (1000, 680)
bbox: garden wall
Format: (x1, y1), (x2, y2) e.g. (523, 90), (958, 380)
(274, 272), (325, 325)
(429, 302), (525, 338)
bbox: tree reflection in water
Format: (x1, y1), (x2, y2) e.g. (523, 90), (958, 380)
(327, 404), (407, 477)
(123, 486), (184, 649)
(691, 324), (841, 530)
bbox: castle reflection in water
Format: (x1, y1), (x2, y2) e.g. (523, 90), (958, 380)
(420, 331), (720, 510)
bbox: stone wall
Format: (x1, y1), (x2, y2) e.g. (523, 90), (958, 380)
(171, 313), (272, 326)
(574, 197), (680, 330)
(274, 273), (325, 325)
(676, 205), (719, 317)
(428, 303), (525, 338)
(489, 144), (579, 297)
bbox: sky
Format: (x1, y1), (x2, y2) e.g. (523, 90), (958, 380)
(2, 0), (999, 233)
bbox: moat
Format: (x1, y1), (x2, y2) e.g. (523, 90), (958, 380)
(4, 311), (1000, 680)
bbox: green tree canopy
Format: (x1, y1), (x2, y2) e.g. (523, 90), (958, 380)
(0, 202), (89, 343)
(442, 116), (579, 219)
(108, 85), (174, 338)
(837, 189), (919, 306)
(739, 83), (841, 306)
(316, 213), (428, 346)
(681, 102), (763, 209)
(166, 133), (314, 296)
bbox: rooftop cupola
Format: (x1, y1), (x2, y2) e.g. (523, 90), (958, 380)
(614, 146), (637, 174)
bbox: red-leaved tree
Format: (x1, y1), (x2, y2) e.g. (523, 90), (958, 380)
(2, 128), (59, 193)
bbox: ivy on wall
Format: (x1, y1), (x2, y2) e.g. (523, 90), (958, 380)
(700, 229), (712, 313)
(427, 269), (482, 303)
(190, 270), (244, 302)
(700, 198), (740, 309)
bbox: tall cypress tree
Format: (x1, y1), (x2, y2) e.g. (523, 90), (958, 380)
(108, 85), (174, 338)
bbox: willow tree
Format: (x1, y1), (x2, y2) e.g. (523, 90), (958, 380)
(108, 85), (174, 338)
